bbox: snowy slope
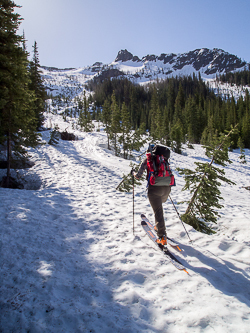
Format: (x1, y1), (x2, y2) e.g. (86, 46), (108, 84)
(1, 113), (250, 332)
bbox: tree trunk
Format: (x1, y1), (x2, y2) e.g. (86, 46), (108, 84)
(6, 131), (11, 188)
(107, 134), (110, 150)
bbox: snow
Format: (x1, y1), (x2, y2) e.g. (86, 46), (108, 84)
(1, 112), (250, 332)
(207, 78), (250, 100)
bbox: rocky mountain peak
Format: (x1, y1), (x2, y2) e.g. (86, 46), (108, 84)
(115, 49), (141, 62)
(115, 49), (133, 62)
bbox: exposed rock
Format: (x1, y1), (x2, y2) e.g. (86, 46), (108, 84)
(115, 49), (134, 62)
(142, 54), (157, 62)
(93, 68), (124, 83)
(132, 55), (141, 62)
(158, 53), (176, 64)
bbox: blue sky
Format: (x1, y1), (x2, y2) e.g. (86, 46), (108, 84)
(17, 0), (250, 68)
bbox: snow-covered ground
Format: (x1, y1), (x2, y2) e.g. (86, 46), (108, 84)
(207, 79), (250, 100)
(1, 113), (250, 332)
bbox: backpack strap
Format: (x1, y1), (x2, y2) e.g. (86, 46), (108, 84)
(146, 153), (155, 186)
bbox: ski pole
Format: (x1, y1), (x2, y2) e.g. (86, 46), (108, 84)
(169, 195), (193, 244)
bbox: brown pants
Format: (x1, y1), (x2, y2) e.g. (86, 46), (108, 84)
(148, 185), (171, 238)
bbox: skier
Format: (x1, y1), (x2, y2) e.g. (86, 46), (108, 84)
(132, 144), (173, 245)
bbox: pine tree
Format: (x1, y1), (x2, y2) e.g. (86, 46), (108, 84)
(166, 79), (175, 125)
(177, 126), (237, 234)
(149, 86), (159, 139)
(163, 105), (171, 146)
(28, 41), (46, 129)
(78, 92), (94, 132)
(102, 99), (112, 149)
(241, 91), (250, 148)
(129, 87), (139, 129)
(131, 122), (146, 152)
(154, 106), (165, 143)
(0, 0), (40, 188)
(226, 97), (236, 130)
(184, 95), (200, 143)
(110, 92), (120, 155)
(116, 162), (143, 192)
(119, 102), (131, 159)
(22, 30), (26, 51)
(201, 115), (216, 145)
(237, 137), (247, 164)
(170, 119), (183, 154)
(173, 82), (185, 125)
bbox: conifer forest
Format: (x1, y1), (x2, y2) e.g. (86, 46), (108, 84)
(87, 74), (250, 151)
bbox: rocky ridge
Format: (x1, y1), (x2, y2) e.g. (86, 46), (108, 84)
(41, 48), (249, 101)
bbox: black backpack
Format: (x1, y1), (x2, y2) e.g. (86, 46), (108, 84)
(151, 144), (170, 161)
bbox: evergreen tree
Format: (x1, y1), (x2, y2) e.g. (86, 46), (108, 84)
(149, 86), (159, 139)
(0, 0), (40, 188)
(116, 161), (143, 192)
(237, 96), (245, 130)
(241, 91), (250, 147)
(155, 106), (165, 143)
(201, 115), (216, 145)
(163, 105), (171, 146)
(129, 87), (139, 129)
(237, 137), (247, 164)
(177, 126), (237, 234)
(22, 30), (26, 51)
(173, 82), (185, 125)
(92, 105), (96, 120)
(170, 119), (183, 154)
(102, 99), (112, 149)
(78, 92), (94, 132)
(131, 122), (146, 152)
(119, 102), (131, 159)
(213, 97), (224, 133)
(110, 92), (120, 155)
(226, 97), (236, 130)
(184, 96), (200, 143)
(166, 79), (175, 125)
(28, 41), (46, 129)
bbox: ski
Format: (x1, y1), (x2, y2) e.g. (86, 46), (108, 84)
(141, 214), (182, 251)
(141, 220), (188, 273)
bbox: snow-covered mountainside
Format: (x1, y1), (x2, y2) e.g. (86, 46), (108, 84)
(41, 48), (249, 102)
(1, 113), (250, 332)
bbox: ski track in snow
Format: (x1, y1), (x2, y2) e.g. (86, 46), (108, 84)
(1, 114), (250, 332)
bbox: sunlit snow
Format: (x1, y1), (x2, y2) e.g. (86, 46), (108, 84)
(1, 111), (250, 332)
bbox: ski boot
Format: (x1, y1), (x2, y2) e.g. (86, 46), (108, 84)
(156, 235), (167, 246)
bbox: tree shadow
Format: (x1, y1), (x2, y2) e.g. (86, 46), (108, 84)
(176, 243), (250, 307)
(0, 176), (158, 332)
